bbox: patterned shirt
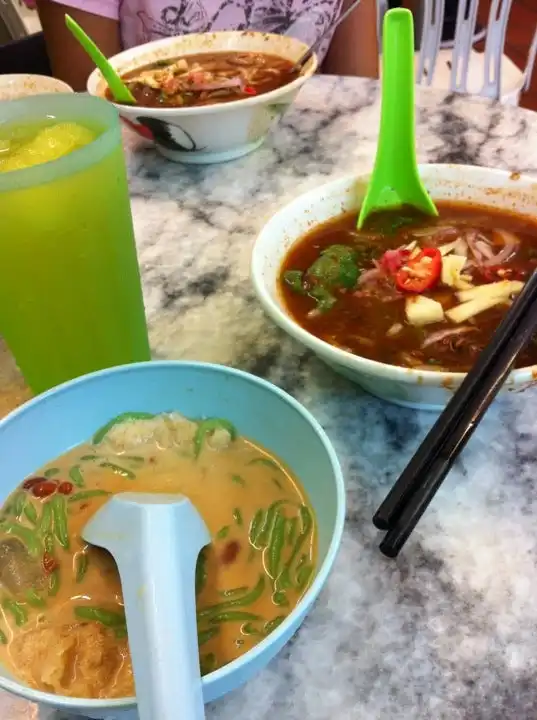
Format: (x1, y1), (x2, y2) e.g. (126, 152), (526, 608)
(54, 0), (343, 63)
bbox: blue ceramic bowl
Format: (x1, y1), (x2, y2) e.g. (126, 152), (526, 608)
(0, 361), (345, 718)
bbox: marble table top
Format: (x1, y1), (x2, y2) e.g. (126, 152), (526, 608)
(3, 75), (537, 720)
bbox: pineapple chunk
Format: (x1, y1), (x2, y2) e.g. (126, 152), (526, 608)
(405, 296), (445, 326)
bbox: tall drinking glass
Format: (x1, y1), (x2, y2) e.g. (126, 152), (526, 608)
(0, 94), (150, 394)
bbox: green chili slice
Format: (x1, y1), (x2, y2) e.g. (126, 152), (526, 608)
(296, 563), (314, 591)
(43, 533), (54, 555)
(193, 418), (237, 459)
(99, 462), (136, 480)
(209, 611), (261, 624)
(2, 599), (27, 626)
(75, 552), (89, 583)
(200, 652), (217, 675)
(69, 490), (111, 503)
(241, 622), (263, 637)
(272, 590), (289, 607)
(12, 492), (26, 519)
(287, 517), (298, 546)
(92, 412), (155, 445)
(197, 575), (265, 620)
(25, 590), (46, 608)
(39, 502), (53, 535)
(195, 549), (207, 596)
(197, 627), (219, 647)
(44, 468), (60, 478)
(68, 465), (85, 488)
(74, 606), (126, 628)
(23, 503), (38, 525)
(264, 616), (285, 634)
(248, 509), (264, 548)
(50, 495), (69, 550)
(256, 500), (284, 549)
(219, 586), (249, 599)
(48, 569), (60, 597)
(266, 512), (286, 580)
(232, 508), (243, 527)
(216, 525), (230, 540)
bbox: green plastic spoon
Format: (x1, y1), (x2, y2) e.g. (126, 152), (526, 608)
(65, 13), (136, 104)
(357, 8), (438, 229)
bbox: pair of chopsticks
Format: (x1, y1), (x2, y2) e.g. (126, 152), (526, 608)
(374, 268), (537, 558)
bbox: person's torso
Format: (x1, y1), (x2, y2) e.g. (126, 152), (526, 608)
(118, 0), (342, 64)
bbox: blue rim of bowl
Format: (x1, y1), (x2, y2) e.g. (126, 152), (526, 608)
(0, 360), (345, 710)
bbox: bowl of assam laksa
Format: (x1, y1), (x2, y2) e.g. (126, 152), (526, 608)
(87, 32), (316, 165)
(252, 164), (537, 410)
(0, 361), (344, 717)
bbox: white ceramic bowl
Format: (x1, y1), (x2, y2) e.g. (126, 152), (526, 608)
(87, 32), (316, 165)
(0, 74), (73, 101)
(251, 164), (537, 411)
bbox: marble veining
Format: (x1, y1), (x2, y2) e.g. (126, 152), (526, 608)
(3, 75), (537, 719)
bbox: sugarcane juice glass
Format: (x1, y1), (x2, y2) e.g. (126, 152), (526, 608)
(0, 94), (150, 394)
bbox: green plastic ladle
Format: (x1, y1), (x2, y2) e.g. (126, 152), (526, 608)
(65, 13), (135, 104)
(357, 8), (438, 229)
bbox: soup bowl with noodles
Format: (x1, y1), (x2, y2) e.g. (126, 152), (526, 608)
(0, 361), (344, 717)
(252, 164), (537, 411)
(87, 32), (317, 165)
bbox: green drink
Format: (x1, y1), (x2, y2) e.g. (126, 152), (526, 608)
(0, 94), (150, 394)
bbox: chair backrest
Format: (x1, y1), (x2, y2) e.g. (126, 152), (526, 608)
(377, 0), (537, 103)
(416, 0), (537, 101)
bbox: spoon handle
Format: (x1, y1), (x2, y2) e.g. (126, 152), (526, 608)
(83, 493), (210, 720)
(374, 9), (418, 192)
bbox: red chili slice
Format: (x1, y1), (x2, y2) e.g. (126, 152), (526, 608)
(31, 481), (57, 498)
(243, 85), (257, 96)
(395, 247), (442, 293)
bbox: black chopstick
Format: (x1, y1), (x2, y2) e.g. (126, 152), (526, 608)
(374, 268), (537, 555)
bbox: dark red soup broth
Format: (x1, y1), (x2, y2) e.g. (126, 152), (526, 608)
(279, 202), (537, 373)
(109, 51), (300, 108)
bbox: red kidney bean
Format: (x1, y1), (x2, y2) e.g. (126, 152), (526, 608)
(57, 482), (73, 496)
(42, 552), (57, 575)
(23, 476), (47, 490)
(31, 481), (57, 499)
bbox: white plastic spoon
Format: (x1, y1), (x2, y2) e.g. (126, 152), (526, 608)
(83, 493), (210, 720)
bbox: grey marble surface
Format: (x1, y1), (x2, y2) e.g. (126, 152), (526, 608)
(4, 75), (537, 719)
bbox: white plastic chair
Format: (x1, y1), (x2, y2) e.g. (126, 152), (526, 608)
(378, 0), (537, 106)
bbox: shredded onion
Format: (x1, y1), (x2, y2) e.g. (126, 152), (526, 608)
(421, 326), (475, 348)
(474, 238), (495, 260)
(357, 267), (383, 285)
(481, 231), (519, 267)
(188, 77), (243, 91)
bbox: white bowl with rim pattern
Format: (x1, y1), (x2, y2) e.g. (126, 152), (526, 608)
(0, 75), (73, 101)
(87, 32), (317, 165)
(251, 164), (537, 411)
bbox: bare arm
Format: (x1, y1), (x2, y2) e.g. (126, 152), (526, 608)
(37, 0), (122, 91)
(322, 0), (379, 78)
